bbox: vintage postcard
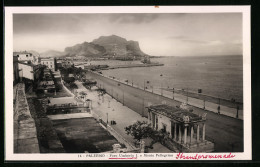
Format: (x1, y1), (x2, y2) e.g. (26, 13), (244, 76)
(5, 6), (251, 161)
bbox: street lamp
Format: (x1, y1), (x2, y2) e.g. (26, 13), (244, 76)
(236, 103), (239, 119)
(118, 83), (124, 106)
(186, 88), (189, 104)
(123, 91), (124, 106)
(172, 88), (174, 100)
(106, 112), (108, 124)
(160, 74), (163, 95)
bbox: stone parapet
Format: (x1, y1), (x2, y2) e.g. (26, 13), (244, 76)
(14, 83), (40, 153)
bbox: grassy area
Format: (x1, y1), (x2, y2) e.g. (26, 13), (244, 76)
(27, 98), (65, 153)
(52, 117), (119, 153)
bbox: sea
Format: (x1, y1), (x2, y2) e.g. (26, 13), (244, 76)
(100, 55), (243, 103)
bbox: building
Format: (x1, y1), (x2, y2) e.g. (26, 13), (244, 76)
(37, 68), (56, 93)
(13, 51), (38, 64)
(147, 104), (214, 152)
(18, 62), (43, 81)
(40, 58), (56, 71)
(61, 60), (74, 68)
(13, 56), (19, 84)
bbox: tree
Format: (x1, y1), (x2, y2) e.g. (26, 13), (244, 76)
(64, 76), (75, 83)
(125, 121), (154, 145)
(97, 88), (106, 95)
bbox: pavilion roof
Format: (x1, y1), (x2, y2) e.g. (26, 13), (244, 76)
(148, 104), (205, 123)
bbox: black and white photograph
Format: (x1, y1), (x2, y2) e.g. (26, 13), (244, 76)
(5, 6), (251, 160)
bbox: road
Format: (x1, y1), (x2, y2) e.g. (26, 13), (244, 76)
(85, 72), (244, 152)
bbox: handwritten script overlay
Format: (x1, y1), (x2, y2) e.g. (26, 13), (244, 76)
(176, 153), (236, 160)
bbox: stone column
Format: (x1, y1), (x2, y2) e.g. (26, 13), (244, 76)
(202, 123), (206, 141)
(190, 126), (194, 144)
(147, 111), (150, 123)
(197, 124), (200, 142)
(184, 126), (187, 144)
(174, 123), (177, 141)
(179, 125), (182, 143)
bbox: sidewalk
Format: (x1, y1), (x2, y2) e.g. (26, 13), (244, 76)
(74, 80), (173, 153)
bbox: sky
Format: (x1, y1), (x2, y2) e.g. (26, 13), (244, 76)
(13, 13), (242, 56)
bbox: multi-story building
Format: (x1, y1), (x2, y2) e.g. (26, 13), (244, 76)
(13, 51), (38, 64)
(61, 60), (74, 68)
(40, 58), (56, 71)
(18, 62), (43, 81)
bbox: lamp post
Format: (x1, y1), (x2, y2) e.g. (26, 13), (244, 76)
(218, 97), (221, 114)
(203, 96), (205, 110)
(118, 83), (124, 106)
(106, 112), (108, 124)
(236, 104), (239, 119)
(142, 97), (145, 117)
(122, 91), (124, 106)
(160, 74), (163, 96)
(172, 88), (174, 100)
(186, 88), (189, 104)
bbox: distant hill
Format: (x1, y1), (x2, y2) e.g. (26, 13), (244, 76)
(64, 42), (106, 57)
(40, 50), (64, 58)
(28, 50), (40, 57)
(64, 35), (148, 58)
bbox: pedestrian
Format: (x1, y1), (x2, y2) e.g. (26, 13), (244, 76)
(217, 106), (220, 114)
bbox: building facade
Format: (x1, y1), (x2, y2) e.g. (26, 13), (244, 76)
(13, 51), (38, 64)
(18, 62), (43, 81)
(147, 104), (214, 152)
(40, 58), (56, 71)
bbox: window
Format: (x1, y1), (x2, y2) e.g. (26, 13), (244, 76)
(46, 62), (48, 64)
(50, 65), (52, 68)
(50, 62), (52, 64)
(26, 55), (28, 57)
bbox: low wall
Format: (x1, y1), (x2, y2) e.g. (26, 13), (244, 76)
(13, 83), (40, 153)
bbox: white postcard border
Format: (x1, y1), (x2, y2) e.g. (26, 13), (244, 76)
(4, 6), (251, 161)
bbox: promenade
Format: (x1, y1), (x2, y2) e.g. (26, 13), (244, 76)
(74, 80), (173, 153)
(86, 71), (244, 152)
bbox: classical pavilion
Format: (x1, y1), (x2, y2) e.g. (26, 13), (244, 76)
(147, 104), (214, 152)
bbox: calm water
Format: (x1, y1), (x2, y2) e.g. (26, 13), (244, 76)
(101, 56), (243, 102)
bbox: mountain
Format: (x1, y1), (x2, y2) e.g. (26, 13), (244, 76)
(64, 35), (148, 58)
(92, 35), (147, 57)
(40, 50), (64, 57)
(64, 42), (106, 57)
(28, 50), (40, 57)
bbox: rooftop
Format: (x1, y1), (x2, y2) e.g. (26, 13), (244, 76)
(13, 51), (32, 55)
(148, 104), (204, 123)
